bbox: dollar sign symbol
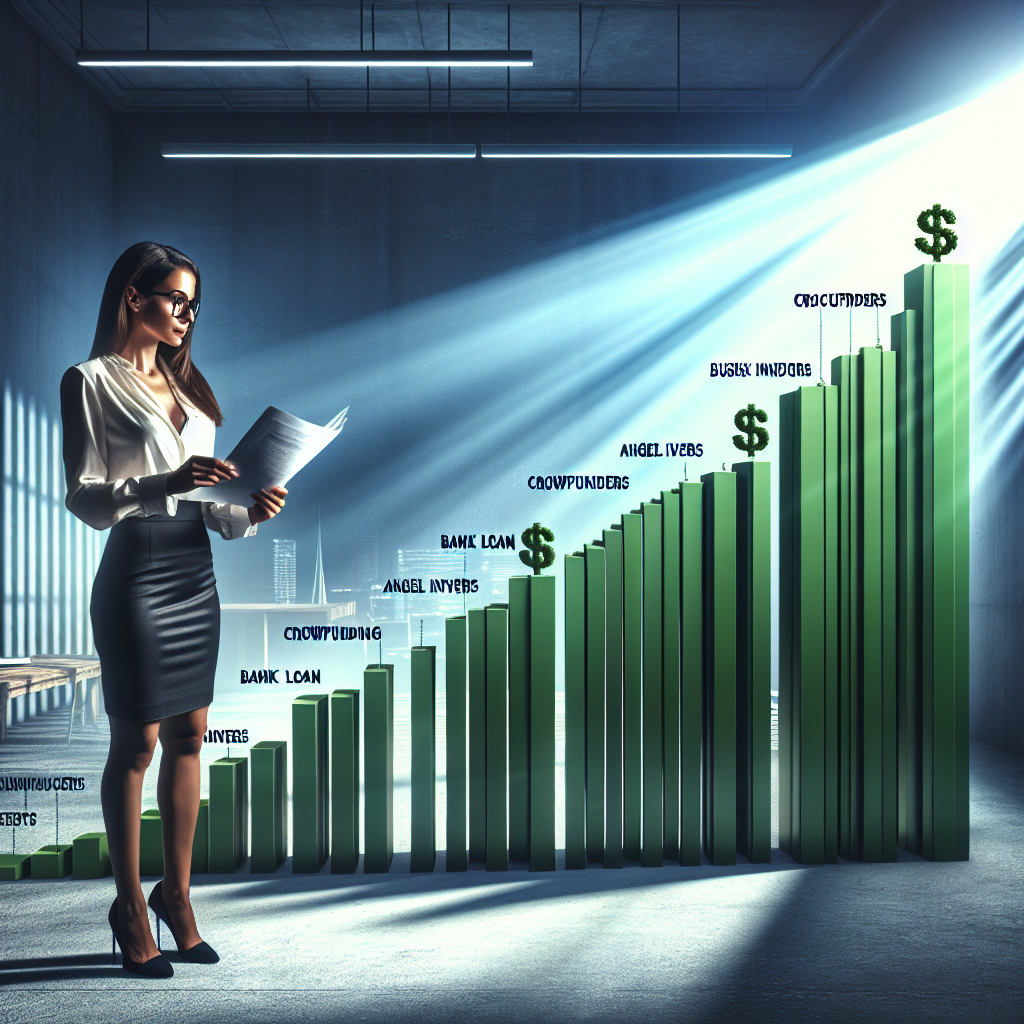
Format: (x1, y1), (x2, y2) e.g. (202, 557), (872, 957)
(732, 403), (769, 459)
(914, 203), (958, 263)
(519, 522), (555, 576)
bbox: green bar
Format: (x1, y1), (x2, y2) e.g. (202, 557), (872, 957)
(140, 808), (162, 877)
(32, 843), (73, 878)
(192, 799), (209, 874)
(621, 512), (643, 860)
(779, 391), (795, 859)
(530, 573), (557, 871)
(603, 527), (624, 869)
(641, 502), (663, 866)
(72, 831), (111, 879)
(331, 690), (360, 873)
(585, 543), (606, 863)
(411, 647), (437, 872)
(364, 664), (394, 873)
(251, 740), (287, 873)
(679, 482), (703, 866)
(209, 758), (248, 873)
(893, 310), (922, 855)
(292, 693), (328, 872)
(508, 578), (530, 863)
(468, 608), (487, 863)
(564, 553), (586, 869)
(486, 607), (508, 871)
(733, 461), (772, 863)
(0, 853), (33, 880)
(952, 264), (970, 863)
(701, 473), (737, 865)
(823, 386), (840, 866)
(445, 616), (468, 871)
(882, 347), (899, 861)
(661, 490), (681, 862)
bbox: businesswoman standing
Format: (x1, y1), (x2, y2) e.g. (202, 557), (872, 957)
(61, 242), (286, 977)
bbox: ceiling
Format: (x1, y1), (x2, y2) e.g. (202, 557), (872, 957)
(12, 0), (899, 112)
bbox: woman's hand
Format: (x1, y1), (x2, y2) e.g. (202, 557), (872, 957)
(166, 456), (239, 495)
(247, 486), (287, 525)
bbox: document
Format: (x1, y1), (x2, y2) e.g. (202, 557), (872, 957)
(195, 405), (348, 505)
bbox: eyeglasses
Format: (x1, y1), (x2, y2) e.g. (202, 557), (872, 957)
(145, 290), (200, 319)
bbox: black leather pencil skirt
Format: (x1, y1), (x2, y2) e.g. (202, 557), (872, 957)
(91, 501), (219, 722)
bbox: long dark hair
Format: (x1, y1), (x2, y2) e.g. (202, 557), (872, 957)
(90, 241), (223, 425)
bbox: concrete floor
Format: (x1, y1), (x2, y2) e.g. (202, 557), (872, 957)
(0, 699), (1021, 1024)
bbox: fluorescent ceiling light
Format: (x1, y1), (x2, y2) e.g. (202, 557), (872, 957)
(481, 143), (793, 159)
(161, 143), (478, 159)
(78, 49), (532, 68)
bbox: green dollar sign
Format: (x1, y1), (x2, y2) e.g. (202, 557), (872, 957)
(732, 403), (769, 459)
(914, 203), (958, 263)
(519, 522), (555, 576)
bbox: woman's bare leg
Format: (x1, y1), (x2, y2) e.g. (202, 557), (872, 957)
(155, 706), (208, 951)
(101, 716), (161, 963)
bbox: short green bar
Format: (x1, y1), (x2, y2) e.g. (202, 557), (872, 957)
(486, 607), (509, 871)
(331, 690), (360, 873)
(679, 482), (703, 866)
(529, 573), (557, 871)
(468, 608), (487, 863)
(661, 490), (681, 862)
(508, 579), (530, 862)
(621, 513), (643, 860)
(564, 553), (587, 869)
(445, 616), (468, 871)
(585, 543), (606, 863)
(364, 664), (394, 873)
(72, 831), (111, 879)
(291, 693), (329, 872)
(0, 853), (32, 880)
(192, 799), (209, 874)
(209, 758), (248, 874)
(733, 461), (772, 864)
(701, 472), (737, 866)
(603, 526), (624, 869)
(641, 501), (664, 867)
(251, 740), (287, 873)
(411, 646), (437, 872)
(140, 808), (162, 877)
(32, 843), (73, 878)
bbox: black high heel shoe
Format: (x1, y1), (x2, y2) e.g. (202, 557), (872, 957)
(108, 898), (174, 978)
(148, 881), (220, 964)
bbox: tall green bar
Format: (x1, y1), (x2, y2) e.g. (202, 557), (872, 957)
(364, 664), (394, 873)
(661, 490), (681, 862)
(564, 553), (587, 869)
(330, 690), (360, 873)
(530, 573), (557, 871)
(679, 482), (703, 866)
(508, 579), (530, 862)
(411, 647), (437, 872)
(621, 513), (643, 860)
(485, 607), (508, 871)
(602, 527), (624, 869)
(192, 799), (209, 873)
(72, 831), (111, 879)
(779, 386), (838, 864)
(292, 693), (328, 872)
(701, 473), (737, 865)
(641, 502), (664, 866)
(467, 608), (487, 863)
(446, 616), (468, 871)
(251, 740), (287, 873)
(733, 460), (772, 863)
(585, 543), (606, 863)
(209, 757), (248, 874)
(139, 808), (162, 876)
(898, 264), (970, 862)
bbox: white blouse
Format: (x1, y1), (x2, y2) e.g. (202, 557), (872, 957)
(60, 352), (256, 540)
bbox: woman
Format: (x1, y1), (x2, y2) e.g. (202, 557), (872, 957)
(61, 242), (287, 978)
